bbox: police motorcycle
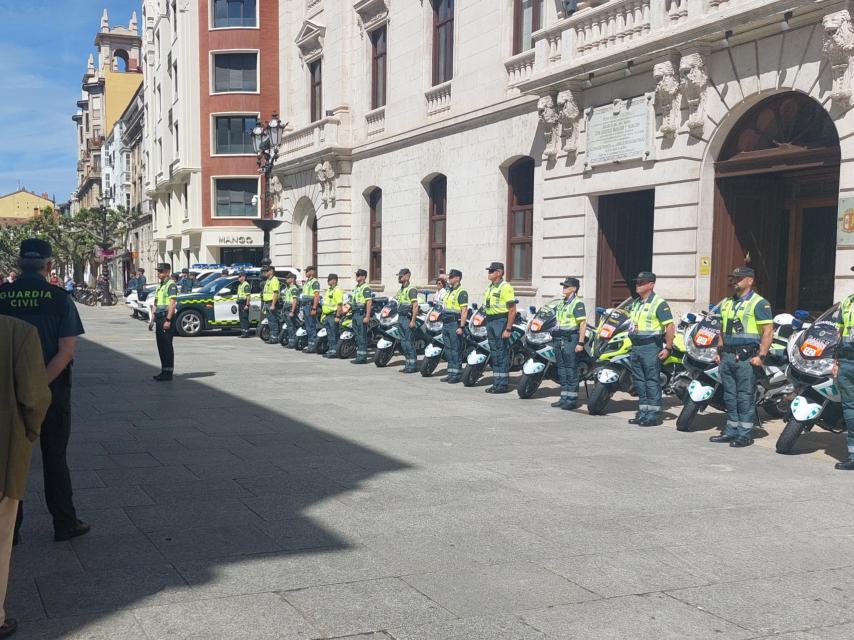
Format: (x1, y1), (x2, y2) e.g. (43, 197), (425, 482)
(586, 300), (690, 416)
(373, 297), (431, 367)
(420, 292), (454, 377)
(516, 300), (595, 399)
(676, 310), (796, 431)
(336, 295), (388, 360)
(460, 304), (528, 388)
(776, 306), (843, 454)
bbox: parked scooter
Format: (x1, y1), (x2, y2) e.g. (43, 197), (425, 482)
(373, 299), (430, 367)
(516, 300), (594, 399)
(586, 300), (690, 416)
(461, 305), (528, 387)
(777, 305), (844, 453)
(677, 311), (795, 431)
(421, 300), (446, 377)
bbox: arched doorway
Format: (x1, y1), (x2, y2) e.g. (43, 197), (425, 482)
(293, 197), (319, 268)
(712, 93), (840, 312)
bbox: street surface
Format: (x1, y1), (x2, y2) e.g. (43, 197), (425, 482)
(10, 303), (854, 639)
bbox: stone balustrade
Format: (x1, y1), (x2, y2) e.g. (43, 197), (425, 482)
(504, 49), (536, 87)
(571, 0), (652, 58)
(280, 114), (346, 159)
(425, 81), (452, 117)
(365, 106), (386, 137)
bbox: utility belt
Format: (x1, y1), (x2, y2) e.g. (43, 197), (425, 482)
(630, 335), (662, 346)
(441, 311), (461, 322)
(398, 310), (412, 318)
(721, 343), (759, 361)
(154, 308), (170, 318)
(554, 329), (579, 339)
(299, 295), (316, 303)
(484, 312), (508, 319)
(353, 304), (368, 313)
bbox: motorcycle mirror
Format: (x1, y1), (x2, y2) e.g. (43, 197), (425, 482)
(529, 305), (536, 314)
(472, 303), (478, 310)
(595, 306), (605, 315)
(686, 313), (696, 323)
(794, 309), (810, 320)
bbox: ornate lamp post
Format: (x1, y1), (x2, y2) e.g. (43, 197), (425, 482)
(251, 113), (286, 263)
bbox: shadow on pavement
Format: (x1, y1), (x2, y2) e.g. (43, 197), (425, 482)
(10, 335), (413, 638)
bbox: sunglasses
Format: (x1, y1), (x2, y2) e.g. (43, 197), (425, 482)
(487, 269), (497, 273)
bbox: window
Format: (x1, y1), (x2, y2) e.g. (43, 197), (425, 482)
(311, 216), (318, 268)
(432, 0), (454, 85)
(371, 26), (387, 109)
(428, 175), (447, 278)
(214, 178), (258, 217)
(514, 0), (544, 54)
(213, 52), (258, 93)
(214, 115), (258, 154)
(309, 60), (323, 122)
(369, 189), (382, 282)
(174, 122), (179, 154)
(212, 0), (257, 28)
(507, 157), (534, 282)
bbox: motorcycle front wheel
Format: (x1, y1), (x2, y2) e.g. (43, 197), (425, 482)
(586, 382), (614, 415)
(516, 372), (544, 399)
(258, 324), (270, 342)
(462, 363), (484, 387)
(420, 355), (441, 377)
(676, 398), (702, 432)
(374, 347), (394, 367)
(337, 339), (357, 360)
(776, 420), (806, 454)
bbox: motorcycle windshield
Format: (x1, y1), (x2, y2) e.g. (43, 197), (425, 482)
(597, 308), (630, 340)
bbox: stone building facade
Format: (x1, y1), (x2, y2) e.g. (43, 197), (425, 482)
(270, 0), (854, 315)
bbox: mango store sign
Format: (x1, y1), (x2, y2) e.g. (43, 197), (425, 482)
(218, 235), (257, 246)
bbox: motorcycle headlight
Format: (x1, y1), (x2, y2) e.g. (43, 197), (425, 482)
(526, 330), (552, 345)
(426, 320), (443, 333)
(380, 314), (398, 327)
(470, 325), (487, 338)
(787, 337), (834, 377)
(685, 339), (717, 364)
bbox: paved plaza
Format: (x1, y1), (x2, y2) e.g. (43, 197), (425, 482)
(9, 304), (854, 639)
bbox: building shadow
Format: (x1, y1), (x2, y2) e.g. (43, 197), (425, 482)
(9, 335), (413, 638)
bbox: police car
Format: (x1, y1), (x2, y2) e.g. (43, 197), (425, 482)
(173, 274), (265, 337)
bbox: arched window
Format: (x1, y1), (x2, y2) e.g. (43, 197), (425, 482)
(428, 175), (447, 278)
(368, 188), (382, 282)
(507, 157), (534, 283)
(114, 49), (130, 72)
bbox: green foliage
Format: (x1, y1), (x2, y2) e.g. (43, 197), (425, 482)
(0, 205), (144, 274)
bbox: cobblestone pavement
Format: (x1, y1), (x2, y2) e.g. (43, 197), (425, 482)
(10, 304), (854, 639)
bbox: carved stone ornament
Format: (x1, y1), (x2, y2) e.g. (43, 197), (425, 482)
(315, 161), (336, 207)
(679, 52), (709, 137)
(654, 59), (681, 138)
(823, 10), (854, 107)
(353, 0), (389, 35)
(269, 175), (284, 216)
(557, 89), (581, 155)
(538, 95), (561, 161)
(295, 20), (326, 64)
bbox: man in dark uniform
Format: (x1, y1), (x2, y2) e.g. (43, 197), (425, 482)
(153, 263), (178, 381)
(440, 269), (468, 383)
(350, 269), (373, 364)
(281, 272), (300, 348)
(236, 271), (252, 338)
(0, 239), (90, 542)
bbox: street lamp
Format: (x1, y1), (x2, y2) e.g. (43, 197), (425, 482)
(251, 113), (287, 263)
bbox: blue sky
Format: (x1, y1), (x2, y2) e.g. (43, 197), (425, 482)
(0, 0), (139, 202)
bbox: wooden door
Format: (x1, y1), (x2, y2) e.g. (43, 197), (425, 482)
(711, 177), (788, 309)
(788, 202), (837, 313)
(596, 190), (654, 308)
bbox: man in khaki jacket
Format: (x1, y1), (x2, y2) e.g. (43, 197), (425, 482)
(0, 315), (50, 638)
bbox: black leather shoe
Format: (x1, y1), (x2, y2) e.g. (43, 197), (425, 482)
(447, 377), (462, 384)
(54, 520), (91, 542)
(835, 459), (854, 470)
(239, 333), (251, 339)
(628, 417), (644, 425)
(350, 358), (368, 364)
(551, 400), (567, 408)
(153, 372), (173, 382)
(0, 618), (18, 638)
(709, 435), (735, 443)
(302, 347), (316, 354)
(485, 386), (510, 394)
(639, 418), (663, 426)
(401, 368), (418, 374)
(440, 376), (451, 382)
(730, 438), (754, 448)
(562, 404), (578, 411)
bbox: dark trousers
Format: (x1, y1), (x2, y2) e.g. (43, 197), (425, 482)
(399, 316), (417, 370)
(442, 319), (462, 379)
(303, 302), (318, 350)
(263, 303), (279, 340)
(720, 351), (758, 439)
(155, 315), (175, 372)
(324, 314), (339, 354)
(555, 333), (580, 405)
(16, 388), (78, 535)
(839, 359), (854, 460)
(238, 302), (250, 334)
(628, 342), (662, 420)
(486, 316), (509, 389)
(281, 311), (293, 345)
(353, 312), (368, 359)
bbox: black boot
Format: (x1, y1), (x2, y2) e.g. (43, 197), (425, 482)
(835, 459), (854, 470)
(153, 371), (173, 382)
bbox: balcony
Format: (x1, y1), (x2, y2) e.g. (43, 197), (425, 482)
(277, 107), (352, 166)
(365, 106), (385, 137)
(505, 49), (536, 89)
(425, 81), (452, 117)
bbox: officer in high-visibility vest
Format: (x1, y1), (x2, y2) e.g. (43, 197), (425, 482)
(483, 262), (516, 393)
(395, 267), (420, 373)
(626, 272), (674, 426)
(834, 278), (854, 470)
(261, 266), (281, 344)
(301, 266), (321, 353)
(350, 269), (373, 364)
(281, 271), (300, 348)
(153, 263), (179, 381)
(321, 273), (344, 358)
(236, 270), (252, 338)
(710, 266), (773, 447)
(552, 277), (587, 410)
(440, 268), (468, 383)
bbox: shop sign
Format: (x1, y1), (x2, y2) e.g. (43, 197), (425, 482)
(838, 198), (854, 246)
(218, 235), (256, 246)
(585, 94), (654, 169)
